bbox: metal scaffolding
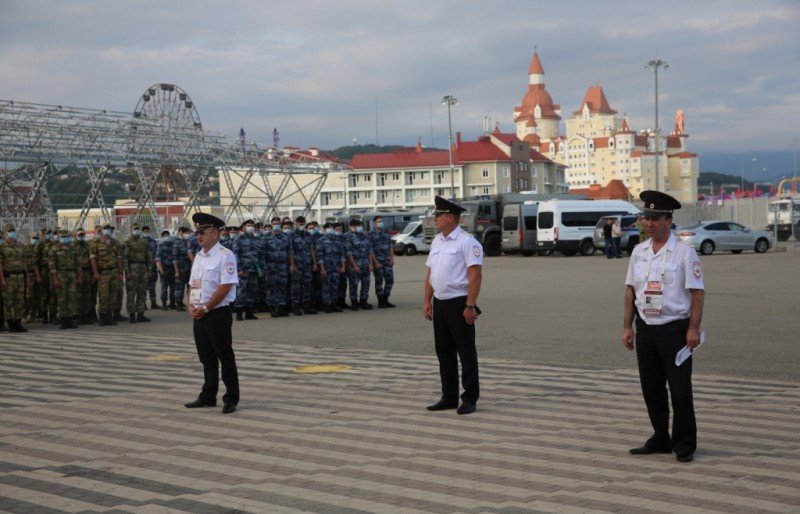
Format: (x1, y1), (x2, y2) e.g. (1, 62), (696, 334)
(0, 84), (344, 233)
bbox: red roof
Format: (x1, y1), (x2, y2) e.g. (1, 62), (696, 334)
(491, 130), (520, 146)
(571, 179), (629, 200)
(669, 152), (697, 158)
(456, 137), (511, 162)
(593, 137), (609, 148)
(530, 149), (554, 163)
(529, 52), (544, 75)
(573, 86), (617, 115)
(634, 134), (649, 147)
(523, 133), (541, 144)
(666, 135), (682, 148)
(351, 150), (451, 169)
(615, 118), (633, 134)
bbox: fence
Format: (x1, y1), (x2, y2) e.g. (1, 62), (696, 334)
(672, 197), (771, 229)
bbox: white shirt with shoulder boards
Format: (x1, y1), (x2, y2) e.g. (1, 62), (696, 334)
(426, 225), (484, 300)
(625, 234), (704, 325)
(189, 242), (238, 308)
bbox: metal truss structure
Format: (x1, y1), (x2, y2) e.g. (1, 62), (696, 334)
(0, 84), (345, 233)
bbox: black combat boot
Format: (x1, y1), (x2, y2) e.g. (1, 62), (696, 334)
(292, 305), (303, 316)
(350, 301), (360, 311)
(245, 309), (258, 320)
(15, 319), (28, 332)
(323, 303), (332, 313)
(360, 300), (373, 310)
(108, 313), (118, 326)
(337, 299), (348, 309)
(304, 303), (317, 315)
(384, 295), (396, 308)
(114, 311), (127, 322)
(377, 296), (388, 308)
(169, 301), (177, 310)
(235, 308), (243, 321)
(150, 300), (159, 310)
(129, 314), (137, 324)
(70, 316), (79, 328)
(330, 303), (343, 313)
(98, 313), (109, 326)
(176, 303), (186, 312)
(136, 312), (151, 322)
(40, 313), (48, 324)
(56, 317), (68, 329)
(8, 320), (17, 332)
(51, 314), (59, 325)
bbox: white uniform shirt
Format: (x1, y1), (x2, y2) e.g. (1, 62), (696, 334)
(625, 234), (704, 325)
(189, 242), (238, 308)
(426, 226), (484, 300)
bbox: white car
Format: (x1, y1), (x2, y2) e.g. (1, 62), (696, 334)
(392, 221), (430, 255)
(676, 221), (774, 255)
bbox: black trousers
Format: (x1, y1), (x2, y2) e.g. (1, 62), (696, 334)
(433, 296), (479, 403)
(635, 317), (696, 453)
(193, 305), (239, 405)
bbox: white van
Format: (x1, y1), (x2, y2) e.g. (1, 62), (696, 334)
(536, 199), (640, 256)
(392, 221), (429, 255)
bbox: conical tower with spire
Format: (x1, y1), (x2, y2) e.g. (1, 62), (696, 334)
(514, 51), (561, 142)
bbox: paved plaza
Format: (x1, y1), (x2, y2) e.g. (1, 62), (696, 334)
(2, 250), (799, 512)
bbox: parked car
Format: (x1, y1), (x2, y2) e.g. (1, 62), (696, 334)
(392, 221), (429, 255)
(593, 214), (640, 256)
(676, 221), (773, 255)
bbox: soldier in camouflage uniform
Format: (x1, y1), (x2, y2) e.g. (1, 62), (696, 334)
(263, 218), (296, 317)
(290, 216), (317, 315)
(0, 224), (34, 332)
(23, 233), (41, 323)
(253, 221), (268, 312)
(346, 218), (374, 310)
(368, 215), (396, 308)
(335, 223), (350, 309)
(172, 227), (192, 311)
(156, 229), (176, 310)
(142, 226), (159, 309)
(90, 225), (103, 317)
(233, 220), (264, 320)
(38, 228), (57, 324)
(634, 214), (650, 242)
(109, 226), (127, 322)
(74, 228), (94, 323)
(49, 229), (82, 329)
(219, 226), (234, 251)
(0, 230), (4, 331)
(90, 223), (123, 326)
(123, 223), (153, 323)
(316, 222), (345, 313)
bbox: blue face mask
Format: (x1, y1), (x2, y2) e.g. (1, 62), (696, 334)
(132, 230), (141, 237)
(355, 226), (364, 233)
(77, 236), (85, 242)
(32, 238), (40, 244)
(7, 231), (17, 240)
(283, 228), (293, 234)
(296, 226), (305, 231)
(326, 228), (334, 235)
(272, 224), (280, 231)
(45, 234), (54, 241)
(103, 229), (111, 236)
(59, 237), (69, 244)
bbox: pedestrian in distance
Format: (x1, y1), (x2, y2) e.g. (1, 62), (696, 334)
(423, 196), (484, 415)
(184, 213), (240, 415)
(611, 217), (623, 258)
(622, 190), (705, 463)
(603, 217), (614, 259)
(0, 224), (36, 332)
(369, 215), (395, 308)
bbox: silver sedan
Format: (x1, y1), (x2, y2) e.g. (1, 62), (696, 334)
(676, 221), (774, 255)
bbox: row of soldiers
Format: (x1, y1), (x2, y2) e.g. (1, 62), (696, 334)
(155, 215), (395, 319)
(0, 223), (157, 331)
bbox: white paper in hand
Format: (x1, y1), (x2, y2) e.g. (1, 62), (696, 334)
(675, 331), (705, 366)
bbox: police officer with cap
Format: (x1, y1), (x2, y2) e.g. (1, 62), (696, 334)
(622, 190), (705, 463)
(423, 196), (483, 415)
(184, 212), (240, 414)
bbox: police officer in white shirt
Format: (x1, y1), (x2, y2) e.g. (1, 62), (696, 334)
(622, 191), (705, 463)
(423, 196), (483, 415)
(184, 213), (240, 414)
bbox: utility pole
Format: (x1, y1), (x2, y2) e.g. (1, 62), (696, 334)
(442, 95), (458, 199)
(646, 59), (668, 191)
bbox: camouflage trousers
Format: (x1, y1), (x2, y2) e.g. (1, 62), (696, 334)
(2, 274), (26, 319)
(148, 264), (158, 303)
(54, 271), (78, 318)
(321, 268), (341, 304)
(126, 263), (148, 315)
(77, 268), (93, 316)
(39, 266), (57, 319)
(267, 265), (289, 306)
(159, 267), (175, 306)
(174, 267), (191, 305)
(373, 264), (394, 297)
(348, 268), (371, 303)
(291, 264), (313, 307)
(25, 278), (40, 317)
(235, 270), (259, 309)
(96, 269), (118, 315)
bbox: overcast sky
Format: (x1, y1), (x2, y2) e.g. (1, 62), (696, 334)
(1, 0), (798, 155)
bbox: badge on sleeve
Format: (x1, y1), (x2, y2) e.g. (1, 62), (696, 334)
(226, 262), (235, 274)
(472, 245), (481, 257)
(692, 261), (702, 278)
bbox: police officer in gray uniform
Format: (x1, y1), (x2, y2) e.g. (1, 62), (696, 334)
(233, 219), (264, 321)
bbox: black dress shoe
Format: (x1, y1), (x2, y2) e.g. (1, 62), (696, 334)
(457, 401), (477, 415)
(184, 398), (217, 408)
(221, 402), (237, 414)
(629, 445), (672, 455)
(427, 398), (458, 411)
(676, 451), (694, 463)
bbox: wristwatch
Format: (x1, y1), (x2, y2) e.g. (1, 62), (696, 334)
(202, 306), (209, 314)
(465, 304), (476, 310)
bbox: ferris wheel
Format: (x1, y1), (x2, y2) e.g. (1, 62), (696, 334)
(132, 83), (204, 201)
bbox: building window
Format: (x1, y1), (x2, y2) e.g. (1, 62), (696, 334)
(503, 165), (510, 177)
(392, 173), (400, 181)
(531, 165), (537, 178)
(482, 186), (490, 195)
(504, 184), (510, 193)
(482, 168), (489, 178)
(471, 186), (477, 195)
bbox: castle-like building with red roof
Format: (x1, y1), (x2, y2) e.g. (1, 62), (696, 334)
(514, 52), (699, 203)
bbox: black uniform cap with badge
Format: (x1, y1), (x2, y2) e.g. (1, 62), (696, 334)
(192, 212), (226, 235)
(432, 195), (467, 217)
(640, 190), (681, 219)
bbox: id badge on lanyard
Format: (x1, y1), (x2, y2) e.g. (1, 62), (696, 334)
(642, 251), (668, 318)
(190, 274), (203, 306)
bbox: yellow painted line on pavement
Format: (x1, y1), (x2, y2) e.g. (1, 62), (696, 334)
(147, 354), (185, 361)
(293, 364), (352, 374)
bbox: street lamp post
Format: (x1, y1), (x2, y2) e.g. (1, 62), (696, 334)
(442, 95), (458, 199)
(646, 59), (668, 191)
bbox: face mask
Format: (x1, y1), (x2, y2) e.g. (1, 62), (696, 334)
(375, 222), (383, 229)
(143, 231), (149, 237)
(32, 238), (40, 244)
(296, 225), (305, 231)
(132, 230), (141, 237)
(272, 224), (280, 231)
(334, 230), (342, 236)
(326, 228), (334, 235)
(77, 236), (85, 242)
(183, 233), (191, 240)
(231, 232), (239, 237)
(60, 237), (69, 244)
(356, 226), (364, 233)
(245, 226), (255, 234)
(46, 234), (54, 241)
(221, 235), (229, 241)
(283, 228), (293, 234)
(8, 231), (18, 240)
(103, 229), (111, 236)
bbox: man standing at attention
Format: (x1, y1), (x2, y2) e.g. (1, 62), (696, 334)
(123, 223), (153, 323)
(184, 213), (240, 414)
(90, 224), (123, 326)
(622, 190), (704, 463)
(423, 196), (483, 415)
